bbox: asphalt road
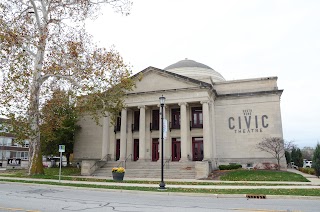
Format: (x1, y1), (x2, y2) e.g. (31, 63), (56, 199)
(0, 182), (319, 212)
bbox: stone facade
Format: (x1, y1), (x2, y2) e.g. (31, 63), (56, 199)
(73, 59), (286, 172)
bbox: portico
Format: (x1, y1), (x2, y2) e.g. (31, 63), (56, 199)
(111, 98), (212, 164)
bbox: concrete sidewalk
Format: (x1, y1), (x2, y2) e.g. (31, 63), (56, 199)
(0, 168), (319, 189)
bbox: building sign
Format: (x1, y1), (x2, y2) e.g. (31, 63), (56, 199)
(228, 109), (269, 133)
(7, 158), (21, 166)
(163, 119), (168, 139)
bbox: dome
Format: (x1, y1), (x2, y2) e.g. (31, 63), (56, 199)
(164, 59), (225, 83)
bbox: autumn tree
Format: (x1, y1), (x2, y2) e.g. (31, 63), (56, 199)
(256, 137), (293, 170)
(0, 0), (134, 175)
(40, 89), (80, 166)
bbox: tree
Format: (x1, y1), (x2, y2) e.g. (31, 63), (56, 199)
(40, 90), (80, 166)
(301, 146), (314, 161)
(285, 150), (291, 165)
(291, 147), (303, 167)
(0, 0), (134, 175)
(256, 137), (293, 170)
(313, 143), (320, 178)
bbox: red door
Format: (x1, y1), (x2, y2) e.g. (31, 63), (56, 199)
(192, 137), (203, 161)
(133, 139), (139, 161)
(172, 138), (181, 161)
(152, 138), (159, 161)
(116, 139), (120, 161)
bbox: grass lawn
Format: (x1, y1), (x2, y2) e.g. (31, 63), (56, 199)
(220, 170), (309, 182)
(0, 167), (311, 185)
(1, 168), (319, 196)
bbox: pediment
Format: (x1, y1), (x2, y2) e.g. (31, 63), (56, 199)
(128, 67), (209, 94)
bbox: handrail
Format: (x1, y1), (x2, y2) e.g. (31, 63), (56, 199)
(163, 155), (172, 169)
(117, 154), (132, 169)
(89, 153), (111, 172)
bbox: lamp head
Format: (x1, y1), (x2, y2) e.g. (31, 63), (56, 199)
(159, 95), (166, 106)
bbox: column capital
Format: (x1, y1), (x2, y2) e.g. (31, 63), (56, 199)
(121, 107), (127, 111)
(200, 100), (210, 105)
(138, 105), (146, 109)
(178, 102), (188, 107)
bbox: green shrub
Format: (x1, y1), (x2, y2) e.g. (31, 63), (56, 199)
(219, 164), (242, 170)
(299, 167), (315, 175)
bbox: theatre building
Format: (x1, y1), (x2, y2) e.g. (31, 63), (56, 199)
(74, 59), (285, 179)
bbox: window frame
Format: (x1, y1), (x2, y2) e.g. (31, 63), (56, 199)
(191, 107), (203, 128)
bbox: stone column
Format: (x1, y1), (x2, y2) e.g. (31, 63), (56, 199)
(138, 105), (146, 161)
(101, 114), (110, 160)
(201, 101), (211, 160)
(119, 108), (127, 161)
(210, 101), (217, 164)
(179, 102), (188, 161)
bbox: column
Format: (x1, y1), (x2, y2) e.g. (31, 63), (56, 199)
(201, 101), (211, 160)
(138, 105), (146, 161)
(179, 102), (188, 161)
(119, 108), (127, 161)
(101, 114), (110, 160)
(210, 101), (217, 162)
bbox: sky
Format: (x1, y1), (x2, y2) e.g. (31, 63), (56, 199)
(85, 0), (320, 148)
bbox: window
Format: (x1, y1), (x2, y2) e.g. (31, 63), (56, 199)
(133, 110), (140, 131)
(171, 108), (180, 129)
(11, 151), (29, 160)
(151, 110), (159, 130)
(192, 107), (203, 128)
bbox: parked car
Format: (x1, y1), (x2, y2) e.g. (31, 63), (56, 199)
(290, 162), (298, 169)
(303, 160), (312, 168)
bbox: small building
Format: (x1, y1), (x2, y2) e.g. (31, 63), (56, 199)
(74, 59), (286, 177)
(0, 118), (29, 168)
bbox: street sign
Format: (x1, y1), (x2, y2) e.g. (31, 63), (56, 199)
(59, 145), (65, 153)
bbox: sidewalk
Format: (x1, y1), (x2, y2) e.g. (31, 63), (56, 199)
(286, 168), (320, 184)
(0, 169), (319, 189)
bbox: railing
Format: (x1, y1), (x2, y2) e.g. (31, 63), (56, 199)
(89, 153), (111, 174)
(117, 154), (132, 169)
(163, 155), (172, 169)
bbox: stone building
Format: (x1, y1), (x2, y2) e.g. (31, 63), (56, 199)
(74, 59), (285, 177)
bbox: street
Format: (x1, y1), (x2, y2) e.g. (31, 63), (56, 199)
(0, 182), (319, 212)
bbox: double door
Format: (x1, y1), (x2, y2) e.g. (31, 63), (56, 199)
(192, 137), (203, 161)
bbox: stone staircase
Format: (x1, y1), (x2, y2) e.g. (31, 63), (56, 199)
(92, 160), (196, 179)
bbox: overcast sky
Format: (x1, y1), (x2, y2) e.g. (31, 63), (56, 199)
(86, 0), (320, 148)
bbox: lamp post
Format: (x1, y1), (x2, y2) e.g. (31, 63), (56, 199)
(159, 95), (166, 190)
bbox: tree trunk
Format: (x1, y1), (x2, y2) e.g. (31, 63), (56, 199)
(28, 50), (45, 175)
(28, 80), (44, 175)
(277, 157), (280, 170)
(66, 153), (70, 166)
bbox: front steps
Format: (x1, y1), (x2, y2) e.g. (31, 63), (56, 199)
(92, 161), (196, 179)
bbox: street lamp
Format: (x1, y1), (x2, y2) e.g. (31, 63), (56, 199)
(159, 95), (166, 190)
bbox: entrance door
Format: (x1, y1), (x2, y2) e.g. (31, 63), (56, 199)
(116, 139), (120, 161)
(133, 139), (139, 161)
(152, 138), (159, 161)
(192, 137), (203, 161)
(172, 138), (181, 161)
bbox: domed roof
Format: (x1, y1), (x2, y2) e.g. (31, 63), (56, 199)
(164, 59), (225, 83)
(164, 59), (213, 70)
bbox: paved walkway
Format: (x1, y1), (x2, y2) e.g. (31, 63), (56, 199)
(0, 169), (319, 190)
